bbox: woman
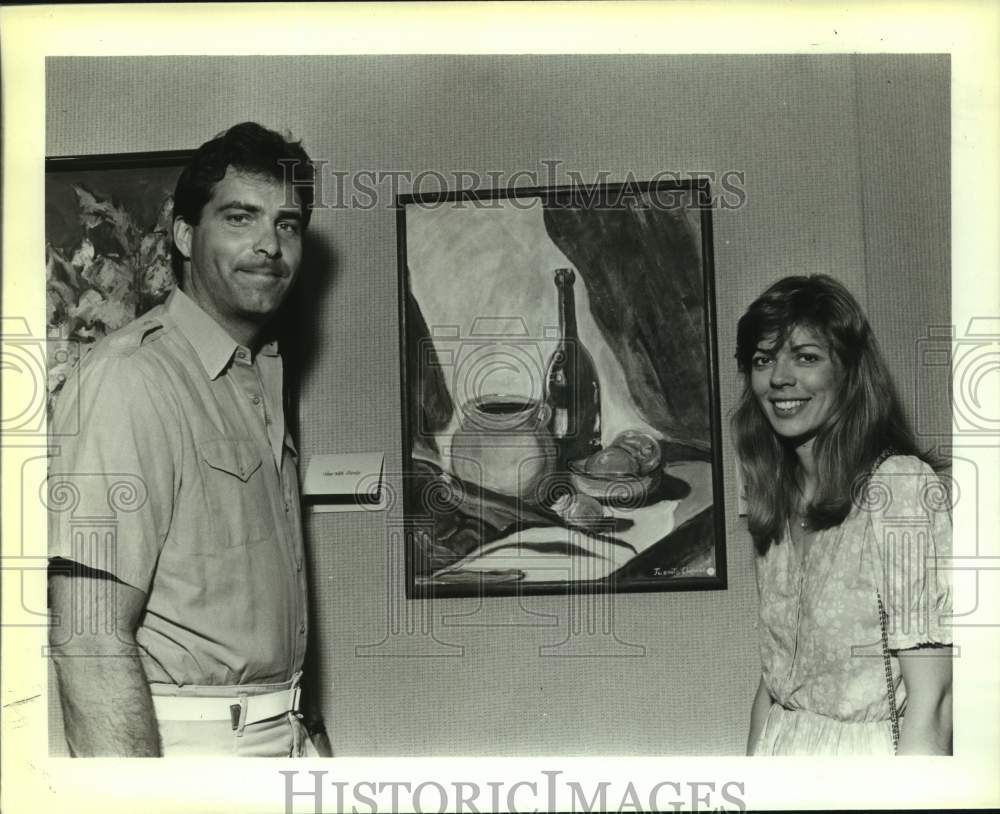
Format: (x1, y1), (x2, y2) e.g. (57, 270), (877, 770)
(734, 275), (952, 755)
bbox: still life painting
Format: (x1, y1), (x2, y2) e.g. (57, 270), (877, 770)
(398, 181), (726, 597)
(45, 151), (190, 408)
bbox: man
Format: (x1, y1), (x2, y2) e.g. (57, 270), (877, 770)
(48, 122), (325, 757)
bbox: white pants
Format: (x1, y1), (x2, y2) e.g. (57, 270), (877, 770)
(157, 710), (315, 757)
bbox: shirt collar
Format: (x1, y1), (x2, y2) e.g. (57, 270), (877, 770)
(167, 288), (279, 379)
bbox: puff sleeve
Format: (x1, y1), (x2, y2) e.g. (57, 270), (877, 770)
(862, 455), (953, 650)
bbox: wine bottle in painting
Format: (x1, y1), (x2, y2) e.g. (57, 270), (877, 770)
(544, 268), (601, 468)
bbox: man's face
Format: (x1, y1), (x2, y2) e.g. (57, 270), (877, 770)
(173, 167), (304, 342)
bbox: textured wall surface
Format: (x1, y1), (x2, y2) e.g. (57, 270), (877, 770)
(46, 54), (949, 755)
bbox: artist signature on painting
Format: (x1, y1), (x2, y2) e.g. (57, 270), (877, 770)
(652, 565), (715, 578)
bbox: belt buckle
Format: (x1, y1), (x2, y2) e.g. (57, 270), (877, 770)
(291, 685), (302, 713)
(230, 696), (248, 733)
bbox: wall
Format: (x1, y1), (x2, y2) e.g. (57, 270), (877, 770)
(46, 54), (949, 755)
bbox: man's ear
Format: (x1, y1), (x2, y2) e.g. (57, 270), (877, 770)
(173, 217), (193, 259)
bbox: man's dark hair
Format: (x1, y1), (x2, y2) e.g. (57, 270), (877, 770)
(173, 122), (314, 228)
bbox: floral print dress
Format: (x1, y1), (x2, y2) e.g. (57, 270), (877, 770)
(753, 455), (953, 755)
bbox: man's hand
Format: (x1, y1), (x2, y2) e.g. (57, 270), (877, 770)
(49, 562), (161, 756)
(304, 718), (333, 757)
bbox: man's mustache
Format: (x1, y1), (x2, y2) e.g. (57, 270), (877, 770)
(237, 262), (288, 276)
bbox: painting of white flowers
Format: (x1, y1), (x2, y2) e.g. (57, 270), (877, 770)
(45, 152), (191, 409)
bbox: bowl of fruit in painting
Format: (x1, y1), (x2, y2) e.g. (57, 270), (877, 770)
(567, 429), (662, 505)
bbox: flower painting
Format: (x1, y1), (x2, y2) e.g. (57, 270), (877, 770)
(45, 152), (191, 408)
(397, 181), (726, 597)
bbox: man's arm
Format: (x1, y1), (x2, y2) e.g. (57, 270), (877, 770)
(896, 646), (952, 755)
(746, 674), (773, 755)
(49, 564), (161, 756)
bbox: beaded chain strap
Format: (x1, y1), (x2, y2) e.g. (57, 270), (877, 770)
(869, 448), (900, 754)
(877, 590), (901, 753)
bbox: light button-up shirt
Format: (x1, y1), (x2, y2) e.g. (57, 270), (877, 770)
(48, 288), (308, 686)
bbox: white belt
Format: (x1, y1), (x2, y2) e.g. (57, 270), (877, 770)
(152, 686), (301, 730)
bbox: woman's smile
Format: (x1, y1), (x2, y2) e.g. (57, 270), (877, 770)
(751, 325), (842, 445)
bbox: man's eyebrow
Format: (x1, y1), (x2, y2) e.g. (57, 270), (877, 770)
(216, 199), (262, 213)
(215, 200), (302, 220)
(789, 341), (824, 351)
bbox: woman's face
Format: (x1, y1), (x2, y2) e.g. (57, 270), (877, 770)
(750, 324), (843, 447)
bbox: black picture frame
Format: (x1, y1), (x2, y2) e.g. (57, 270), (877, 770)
(397, 180), (726, 598)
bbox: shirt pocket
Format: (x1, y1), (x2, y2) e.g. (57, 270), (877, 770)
(197, 438), (271, 549)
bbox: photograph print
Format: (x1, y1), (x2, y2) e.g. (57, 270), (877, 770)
(398, 180), (725, 597)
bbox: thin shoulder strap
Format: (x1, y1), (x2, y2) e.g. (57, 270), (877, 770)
(869, 448), (900, 753)
(877, 589), (901, 753)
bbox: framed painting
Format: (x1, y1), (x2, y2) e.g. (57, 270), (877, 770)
(45, 151), (191, 406)
(397, 180), (726, 598)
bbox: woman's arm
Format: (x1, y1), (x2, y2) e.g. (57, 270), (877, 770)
(746, 675), (773, 755)
(896, 646), (953, 755)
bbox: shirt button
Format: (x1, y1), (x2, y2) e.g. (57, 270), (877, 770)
(299, 623), (306, 635)
(284, 500), (291, 513)
(296, 560), (303, 572)
(251, 393), (261, 405)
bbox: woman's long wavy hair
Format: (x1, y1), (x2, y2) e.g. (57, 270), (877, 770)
(732, 274), (928, 554)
